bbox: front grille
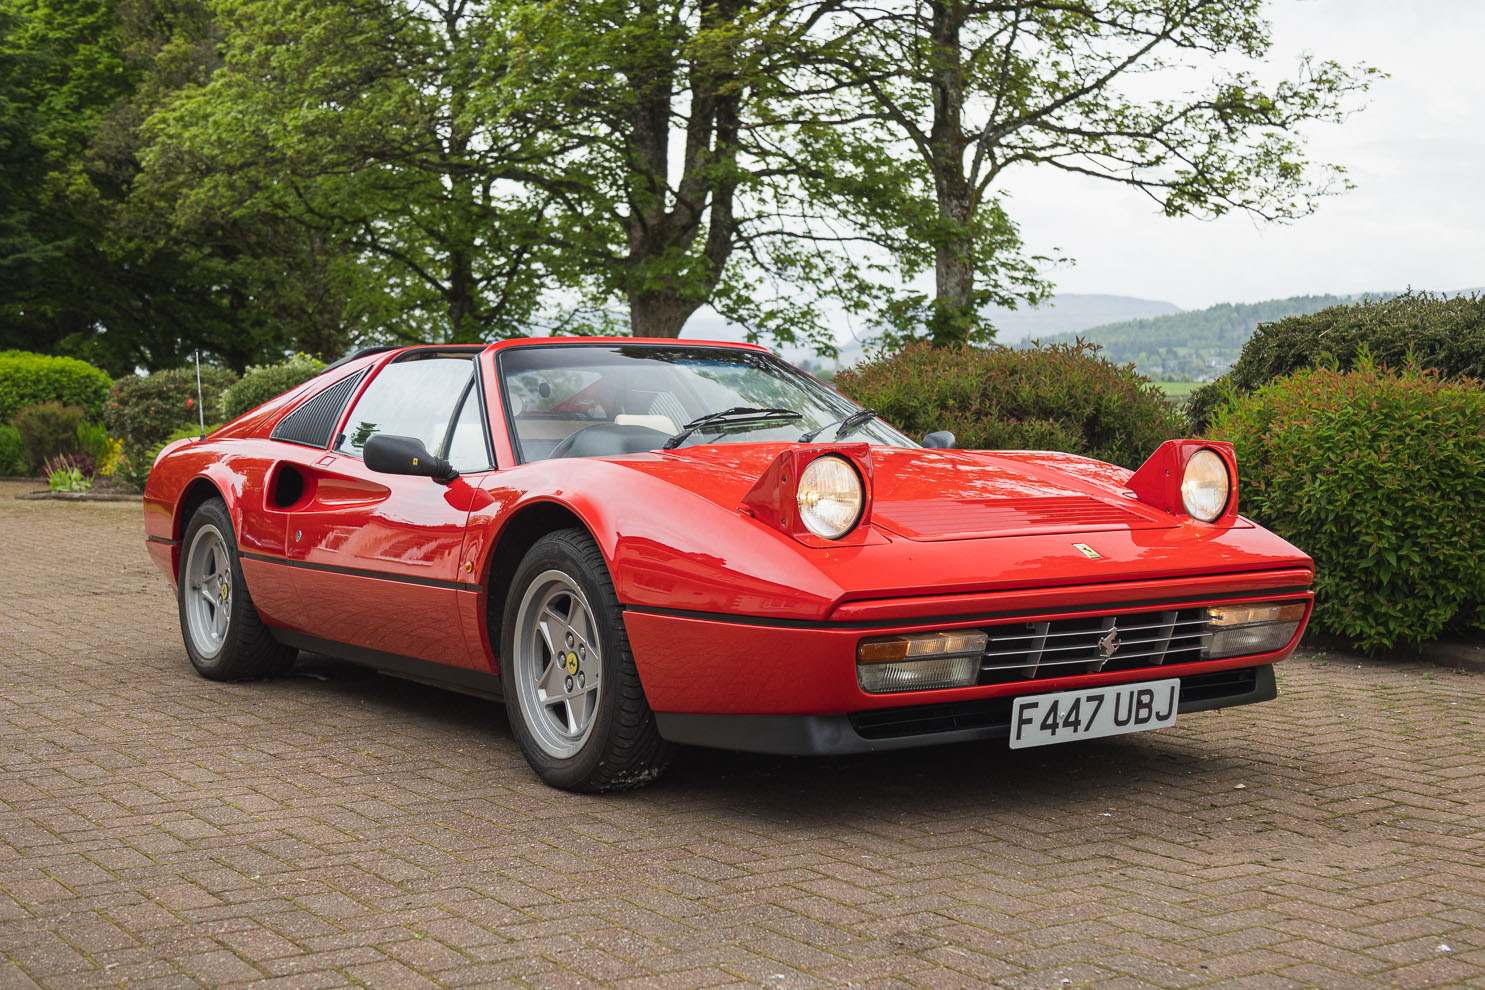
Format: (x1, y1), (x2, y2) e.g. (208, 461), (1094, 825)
(978, 607), (1208, 685)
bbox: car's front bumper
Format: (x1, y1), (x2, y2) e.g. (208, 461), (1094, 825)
(652, 664), (1276, 755)
(623, 569), (1309, 753)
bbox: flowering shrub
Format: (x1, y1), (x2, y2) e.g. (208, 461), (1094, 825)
(106, 366), (238, 455)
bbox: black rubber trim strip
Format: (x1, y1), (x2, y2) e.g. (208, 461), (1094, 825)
(147, 535), (178, 546)
(625, 586), (1313, 632)
(240, 550), (473, 592)
(653, 665), (1277, 755)
(272, 629), (503, 701)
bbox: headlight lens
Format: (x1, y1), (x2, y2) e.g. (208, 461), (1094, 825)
(1181, 448), (1230, 521)
(796, 455), (863, 539)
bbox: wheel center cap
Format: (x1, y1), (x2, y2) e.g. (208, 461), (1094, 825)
(219, 582), (228, 602)
(564, 651), (579, 675)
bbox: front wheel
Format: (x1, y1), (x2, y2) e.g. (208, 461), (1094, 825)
(178, 497), (296, 680)
(501, 529), (672, 791)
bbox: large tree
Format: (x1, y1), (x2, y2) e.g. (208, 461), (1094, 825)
(803, 0), (1376, 346)
(140, 0), (580, 345)
(0, 0), (356, 373)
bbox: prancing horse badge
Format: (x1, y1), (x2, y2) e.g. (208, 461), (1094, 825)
(1073, 543), (1102, 559)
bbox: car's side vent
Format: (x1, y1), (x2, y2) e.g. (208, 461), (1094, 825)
(270, 369), (367, 449)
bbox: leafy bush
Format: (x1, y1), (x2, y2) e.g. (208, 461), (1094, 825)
(106, 366), (238, 456)
(221, 353), (326, 421)
(1210, 361), (1485, 653)
(836, 341), (1184, 468)
(10, 402), (89, 474)
(1190, 291), (1485, 429)
(113, 421), (225, 492)
(0, 425), (25, 475)
(75, 421), (123, 476)
(0, 352), (113, 424)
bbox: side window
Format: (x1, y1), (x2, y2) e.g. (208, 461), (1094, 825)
(335, 355), (475, 457)
(445, 385), (492, 472)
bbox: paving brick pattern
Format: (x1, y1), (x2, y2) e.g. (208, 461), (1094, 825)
(1, 479), (1482, 988)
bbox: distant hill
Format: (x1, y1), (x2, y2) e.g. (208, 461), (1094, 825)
(1024, 293), (1380, 381)
(759, 293), (1181, 372)
(985, 293), (1181, 343)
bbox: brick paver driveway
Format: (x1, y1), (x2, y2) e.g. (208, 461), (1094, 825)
(2, 481), (1482, 989)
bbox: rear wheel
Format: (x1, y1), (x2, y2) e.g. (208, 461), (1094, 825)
(501, 528), (672, 791)
(178, 498), (296, 680)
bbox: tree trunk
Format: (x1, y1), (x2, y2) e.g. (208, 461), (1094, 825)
(928, 1), (975, 347)
(622, 0), (744, 338)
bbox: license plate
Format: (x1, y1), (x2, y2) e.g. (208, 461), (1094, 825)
(1009, 678), (1180, 749)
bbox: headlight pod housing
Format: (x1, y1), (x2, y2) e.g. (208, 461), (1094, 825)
(796, 455), (864, 539)
(740, 444), (875, 545)
(1181, 447), (1230, 522)
(1127, 440), (1238, 524)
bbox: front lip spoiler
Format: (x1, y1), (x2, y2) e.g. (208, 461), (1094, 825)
(653, 665), (1277, 756)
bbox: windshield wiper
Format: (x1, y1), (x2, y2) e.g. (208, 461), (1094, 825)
(662, 407), (803, 450)
(799, 408), (877, 443)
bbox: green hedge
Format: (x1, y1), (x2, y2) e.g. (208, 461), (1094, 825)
(0, 351), (112, 424)
(1210, 361), (1485, 653)
(221, 354), (325, 421)
(836, 341), (1184, 468)
(107, 366), (239, 457)
(1191, 291), (1485, 429)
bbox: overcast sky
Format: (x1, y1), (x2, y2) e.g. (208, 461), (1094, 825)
(1005, 0), (1485, 310)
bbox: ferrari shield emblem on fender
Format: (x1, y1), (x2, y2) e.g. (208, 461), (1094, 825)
(1073, 543), (1102, 559)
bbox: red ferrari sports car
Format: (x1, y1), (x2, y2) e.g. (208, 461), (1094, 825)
(144, 339), (1313, 790)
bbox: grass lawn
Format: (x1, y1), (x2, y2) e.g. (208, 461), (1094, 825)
(1153, 380), (1203, 399)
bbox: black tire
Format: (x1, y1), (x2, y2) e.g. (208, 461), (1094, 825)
(500, 528), (673, 791)
(178, 497), (296, 681)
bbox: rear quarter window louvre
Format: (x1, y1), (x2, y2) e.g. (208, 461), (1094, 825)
(270, 369), (367, 449)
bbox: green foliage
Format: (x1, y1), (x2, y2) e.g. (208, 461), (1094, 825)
(9, 402), (88, 474)
(0, 424), (24, 474)
(1210, 362), (1485, 653)
(835, 342), (1184, 469)
(1190, 291), (1485, 429)
(0, 351), (112, 423)
(74, 420), (114, 471)
(221, 354), (325, 421)
(44, 456), (92, 492)
(106, 366), (237, 456)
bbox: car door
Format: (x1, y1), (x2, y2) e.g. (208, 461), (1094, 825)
(283, 349), (496, 668)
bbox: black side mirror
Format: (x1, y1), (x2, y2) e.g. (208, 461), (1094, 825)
(363, 434), (458, 484)
(922, 430), (956, 449)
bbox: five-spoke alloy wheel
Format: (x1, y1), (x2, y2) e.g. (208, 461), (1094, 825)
(501, 529), (672, 791)
(178, 497), (296, 680)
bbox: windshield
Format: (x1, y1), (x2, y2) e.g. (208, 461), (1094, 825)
(498, 344), (915, 463)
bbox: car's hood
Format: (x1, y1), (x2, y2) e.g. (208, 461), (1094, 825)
(620, 443), (1176, 541)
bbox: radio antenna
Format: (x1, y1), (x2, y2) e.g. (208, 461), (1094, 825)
(194, 349), (206, 439)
